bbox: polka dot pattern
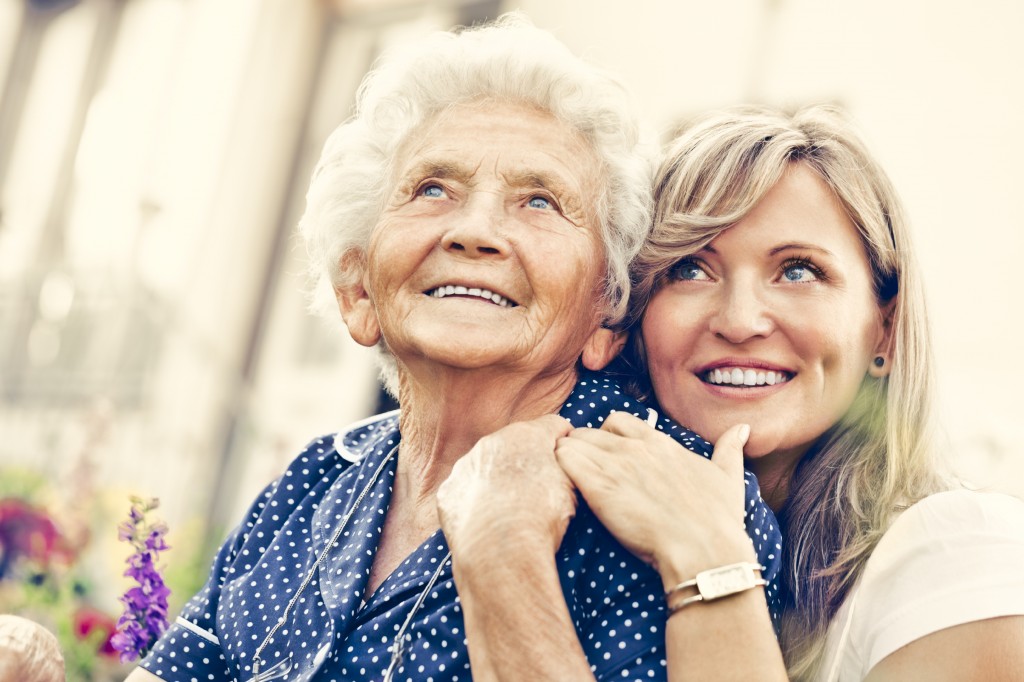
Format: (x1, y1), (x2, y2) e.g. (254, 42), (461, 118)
(141, 371), (782, 681)
(559, 373), (783, 627)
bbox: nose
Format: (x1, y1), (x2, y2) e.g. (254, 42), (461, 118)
(708, 280), (774, 343)
(440, 193), (508, 257)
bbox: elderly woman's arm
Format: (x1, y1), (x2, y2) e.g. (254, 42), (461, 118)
(438, 416), (595, 680)
(450, 541), (595, 680)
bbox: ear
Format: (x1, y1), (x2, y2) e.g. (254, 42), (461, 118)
(334, 252), (381, 348)
(868, 296), (897, 378)
(581, 327), (629, 371)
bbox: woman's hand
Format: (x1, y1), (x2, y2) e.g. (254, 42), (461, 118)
(437, 414), (577, 560)
(555, 412), (755, 587)
(437, 415), (595, 682)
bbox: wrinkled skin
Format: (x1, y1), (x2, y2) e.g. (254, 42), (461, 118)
(437, 414), (577, 559)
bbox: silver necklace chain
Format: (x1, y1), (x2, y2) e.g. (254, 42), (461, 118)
(382, 549), (452, 682)
(251, 444), (453, 682)
(252, 445), (398, 681)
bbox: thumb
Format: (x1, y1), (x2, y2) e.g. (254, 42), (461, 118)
(711, 423), (749, 516)
(534, 413), (574, 439)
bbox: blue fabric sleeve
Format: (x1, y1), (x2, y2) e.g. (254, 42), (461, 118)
(140, 479), (279, 681)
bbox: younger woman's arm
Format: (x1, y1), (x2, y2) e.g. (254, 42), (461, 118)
(556, 416), (788, 681)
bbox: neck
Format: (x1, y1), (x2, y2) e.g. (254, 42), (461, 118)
(394, 363), (580, 504)
(746, 447), (805, 513)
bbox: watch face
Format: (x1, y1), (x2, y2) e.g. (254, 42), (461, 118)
(695, 564), (757, 600)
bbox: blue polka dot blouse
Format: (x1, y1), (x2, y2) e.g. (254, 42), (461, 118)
(141, 370), (782, 681)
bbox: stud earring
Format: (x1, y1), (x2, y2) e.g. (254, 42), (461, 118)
(873, 356), (885, 368)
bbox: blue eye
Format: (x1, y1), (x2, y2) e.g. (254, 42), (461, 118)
(527, 195), (553, 210)
(669, 258), (709, 281)
(781, 260), (821, 283)
(420, 184), (445, 198)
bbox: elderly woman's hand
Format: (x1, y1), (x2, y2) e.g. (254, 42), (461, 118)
(437, 414), (577, 560)
(555, 412), (756, 588)
(438, 415), (594, 682)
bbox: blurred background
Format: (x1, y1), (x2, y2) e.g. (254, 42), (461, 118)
(0, 0), (1021, 675)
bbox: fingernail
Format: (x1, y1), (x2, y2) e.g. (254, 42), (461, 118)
(737, 424), (750, 444)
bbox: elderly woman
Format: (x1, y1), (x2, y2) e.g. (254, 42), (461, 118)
(127, 16), (781, 682)
(454, 105), (1024, 680)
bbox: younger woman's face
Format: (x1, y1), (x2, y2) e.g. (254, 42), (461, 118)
(641, 163), (890, 480)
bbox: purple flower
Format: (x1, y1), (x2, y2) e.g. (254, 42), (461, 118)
(145, 527), (169, 552)
(117, 521), (134, 542)
(111, 496), (171, 664)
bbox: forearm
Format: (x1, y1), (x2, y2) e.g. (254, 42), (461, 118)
(452, 543), (595, 682)
(666, 587), (786, 682)
(658, 535), (787, 682)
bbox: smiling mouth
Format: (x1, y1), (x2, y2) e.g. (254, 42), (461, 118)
(702, 367), (793, 387)
(425, 285), (518, 308)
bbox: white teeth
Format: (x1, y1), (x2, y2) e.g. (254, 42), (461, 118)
(703, 367), (791, 386)
(428, 285), (515, 308)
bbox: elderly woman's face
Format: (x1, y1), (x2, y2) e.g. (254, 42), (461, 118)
(642, 163), (891, 469)
(349, 101), (612, 378)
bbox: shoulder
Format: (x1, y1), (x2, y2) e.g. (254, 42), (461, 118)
(901, 488), (1024, 523)
(331, 409), (401, 463)
(828, 489), (1024, 679)
(864, 488), (1024, 600)
(245, 412), (401, 536)
(272, 410), (400, 476)
(872, 489), (1024, 563)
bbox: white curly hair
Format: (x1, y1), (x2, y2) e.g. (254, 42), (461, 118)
(298, 12), (654, 393)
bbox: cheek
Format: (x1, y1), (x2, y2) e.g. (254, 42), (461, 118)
(537, 239), (605, 305)
(639, 299), (702, 401)
(641, 292), (696, 358)
(821, 309), (882, 373)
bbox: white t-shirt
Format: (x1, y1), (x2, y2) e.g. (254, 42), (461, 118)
(818, 489), (1024, 681)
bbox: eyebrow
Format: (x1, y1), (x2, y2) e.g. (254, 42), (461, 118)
(395, 157), (587, 216)
(502, 170), (587, 220)
(502, 170), (573, 194)
(397, 159), (476, 186)
(768, 242), (836, 258)
(699, 242), (836, 257)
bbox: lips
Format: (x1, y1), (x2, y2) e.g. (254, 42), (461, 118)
(424, 284), (518, 308)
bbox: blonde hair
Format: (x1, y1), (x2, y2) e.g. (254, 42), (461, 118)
(624, 105), (951, 678)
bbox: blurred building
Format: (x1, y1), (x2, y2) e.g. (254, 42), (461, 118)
(0, 0), (502, 549)
(0, 0), (1020, 563)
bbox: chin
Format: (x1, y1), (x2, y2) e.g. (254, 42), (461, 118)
(738, 433), (776, 459)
